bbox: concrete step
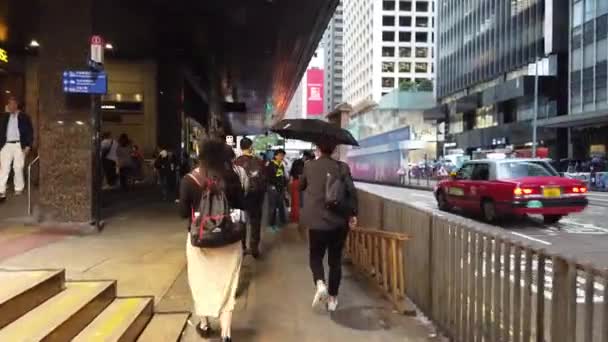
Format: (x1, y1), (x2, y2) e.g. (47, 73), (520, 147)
(0, 269), (64, 329)
(73, 297), (153, 342)
(136, 312), (190, 342)
(0, 280), (116, 341)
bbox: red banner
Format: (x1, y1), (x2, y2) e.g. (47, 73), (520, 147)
(306, 68), (324, 116)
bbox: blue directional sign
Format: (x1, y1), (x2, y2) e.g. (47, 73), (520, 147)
(62, 71), (108, 94)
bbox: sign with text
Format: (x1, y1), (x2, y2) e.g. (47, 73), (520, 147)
(306, 68), (324, 116)
(62, 71), (108, 94)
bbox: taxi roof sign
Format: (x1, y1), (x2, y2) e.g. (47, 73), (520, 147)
(0, 48), (8, 64)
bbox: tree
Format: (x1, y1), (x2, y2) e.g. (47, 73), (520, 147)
(252, 133), (281, 152)
(399, 80), (416, 91)
(417, 79), (434, 91)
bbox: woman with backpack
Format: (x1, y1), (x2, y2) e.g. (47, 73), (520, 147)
(179, 139), (245, 342)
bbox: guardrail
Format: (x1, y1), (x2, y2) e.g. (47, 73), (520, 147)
(346, 227), (410, 312)
(356, 189), (608, 341)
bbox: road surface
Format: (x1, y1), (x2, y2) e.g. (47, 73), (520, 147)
(356, 182), (608, 269)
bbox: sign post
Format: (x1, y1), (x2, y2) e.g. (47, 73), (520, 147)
(90, 35), (104, 230)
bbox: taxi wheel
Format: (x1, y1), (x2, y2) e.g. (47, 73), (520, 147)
(436, 191), (451, 211)
(543, 215), (563, 225)
(481, 199), (497, 223)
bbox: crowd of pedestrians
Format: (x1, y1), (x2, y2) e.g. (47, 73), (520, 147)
(179, 136), (358, 341)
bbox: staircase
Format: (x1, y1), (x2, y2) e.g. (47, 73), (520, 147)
(0, 269), (189, 341)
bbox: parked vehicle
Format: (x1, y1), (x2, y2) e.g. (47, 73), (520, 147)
(434, 159), (589, 224)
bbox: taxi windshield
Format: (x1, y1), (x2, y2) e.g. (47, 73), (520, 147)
(496, 161), (559, 179)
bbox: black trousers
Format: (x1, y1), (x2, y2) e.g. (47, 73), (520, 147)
(309, 227), (349, 296)
(103, 159), (117, 186)
(243, 197), (263, 250)
(268, 187), (287, 227)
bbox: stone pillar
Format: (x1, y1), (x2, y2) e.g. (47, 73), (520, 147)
(37, 0), (94, 222)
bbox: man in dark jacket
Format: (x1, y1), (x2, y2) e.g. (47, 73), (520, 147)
(266, 149), (288, 232)
(300, 142), (358, 312)
(0, 97), (34, 201)
(235, 137), (266, 258)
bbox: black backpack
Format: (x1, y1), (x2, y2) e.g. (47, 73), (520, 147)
(236, 155), (265, 194)
(188, 169), (244, 248)
(325, 161), (354, 217)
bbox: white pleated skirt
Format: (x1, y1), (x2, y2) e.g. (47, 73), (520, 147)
(186, 235), (243, 318)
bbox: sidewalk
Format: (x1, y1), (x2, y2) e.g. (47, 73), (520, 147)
(0, 201), (440, 341)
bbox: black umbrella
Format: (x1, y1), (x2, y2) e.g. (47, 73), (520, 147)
(271, 119), (359, 146)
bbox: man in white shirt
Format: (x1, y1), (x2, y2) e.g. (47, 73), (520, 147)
(0, 97), (34, 200)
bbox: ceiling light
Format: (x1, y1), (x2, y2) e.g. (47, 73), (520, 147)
(4, 90), (10, 94)
(29, 40), (40, 47)
(57, 120), (64, 125)
(105, 43), (113, 50)
(75, 120), (84, 126)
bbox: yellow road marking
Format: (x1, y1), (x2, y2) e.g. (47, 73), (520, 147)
(78, 298), (146, 341)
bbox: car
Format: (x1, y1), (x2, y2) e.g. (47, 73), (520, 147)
(434, 158), (589, 224)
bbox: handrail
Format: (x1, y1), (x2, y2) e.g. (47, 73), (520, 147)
(27, 155), (40, 216)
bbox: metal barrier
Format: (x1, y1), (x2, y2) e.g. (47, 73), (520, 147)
(27, 156), (39, 215)
(356, 188), (608, 341)
(346, 227), (410, 311)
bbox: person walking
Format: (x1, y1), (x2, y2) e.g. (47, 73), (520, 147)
(289, 151), (314, 223)
(0, 97), (34, 201)
(300, 142), (358, 312)
(235, 137), (266, 258)
(265, 149), (288, 232)
(179, 139), (245, 342)
(154, 150), (174, 200)
(116, 134), (134, 191)
(101, 132), (119, 187)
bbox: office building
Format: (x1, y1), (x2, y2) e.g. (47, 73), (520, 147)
(285, 49), (325, 119)
(434, 0), (571, 158)
(343, 0), (435, 107)
(323, 1), (345, 113)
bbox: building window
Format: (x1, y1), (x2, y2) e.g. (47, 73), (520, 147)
(399, 1), (412, 11)
(382, 46), (395, 57)
(399, 32), (411, 42)
(598, 14), (608, 40)
(382, 77), (395, 87)
(415, 47), (428, 58)
(399, 47), (412, 57)
(383, 1), (396, 11)
(399, 16), (412, 26)
(398, 77), (410, 86)
(415, 17), (429, 27)
(383, 16), (396, 26)
(415, 63), (428, 72)
(383, 31), (395, 41)
(583, 67), (594, 106)
(596, 61), (607, 105)
(571, 70), (582, 110)
(382, 62), (395, 72)
(415, 1), (429, 12)
(415, 32), (428, 43)
(398, 62), (411, 72)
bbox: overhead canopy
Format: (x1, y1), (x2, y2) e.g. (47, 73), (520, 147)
(539, 109), (608, 128)
(0, 0), (338, 123)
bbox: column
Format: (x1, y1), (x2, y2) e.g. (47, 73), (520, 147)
(37, 0), (94, 222)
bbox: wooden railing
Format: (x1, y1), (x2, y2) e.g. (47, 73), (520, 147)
(346, 227), (410, 313)
(356, 188), (608, 341)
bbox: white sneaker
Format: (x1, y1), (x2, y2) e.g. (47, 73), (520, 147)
(312, 280), (328, 309)
(327, 297), (338, 312)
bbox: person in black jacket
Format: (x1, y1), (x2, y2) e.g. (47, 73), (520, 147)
(0, 97), (34, 200)
(265, 149), (288, 232)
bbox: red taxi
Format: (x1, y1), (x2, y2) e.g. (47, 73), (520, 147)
(434, 159), (589, 223)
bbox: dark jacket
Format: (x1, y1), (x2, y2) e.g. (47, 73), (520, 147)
(290, 158), (305, 180)
(266, 160), (287, 191)
(299, 156), (358, 231)
(0, 112), (34, 149)
(154, 156), (174, 178)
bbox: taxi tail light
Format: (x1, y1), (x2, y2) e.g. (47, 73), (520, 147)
(571, 186), (587, 194)
(514, 187), (536, 196)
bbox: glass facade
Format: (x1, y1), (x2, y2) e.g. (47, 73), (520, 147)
(436, 0), (546, 98)
(570, 0), (608, 114)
